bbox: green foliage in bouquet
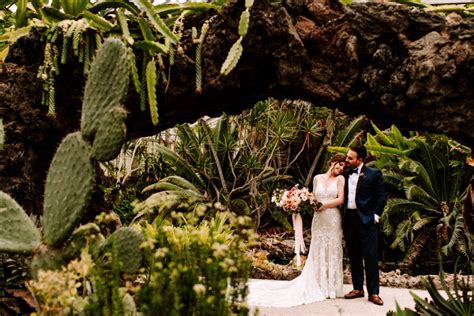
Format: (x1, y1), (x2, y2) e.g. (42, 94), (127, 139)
(138, 211), (254, 316)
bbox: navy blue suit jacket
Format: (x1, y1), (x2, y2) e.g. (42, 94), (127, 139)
(342, 165), (387, 225)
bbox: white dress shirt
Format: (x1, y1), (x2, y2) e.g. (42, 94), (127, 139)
(347, 163), (363, 209)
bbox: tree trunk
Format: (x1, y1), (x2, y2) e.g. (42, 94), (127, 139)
(1, 0), (473, 213)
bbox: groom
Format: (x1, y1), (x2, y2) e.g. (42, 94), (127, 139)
(342, 146), (387, 306)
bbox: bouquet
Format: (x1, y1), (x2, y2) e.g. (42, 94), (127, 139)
(271, 185), (319, 267)
(272, 184), (315, 213)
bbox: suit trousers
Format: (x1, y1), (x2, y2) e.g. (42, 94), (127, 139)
(343, 209), (379, 295)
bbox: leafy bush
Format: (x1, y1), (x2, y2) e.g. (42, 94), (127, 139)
(138, 210), (255, 316)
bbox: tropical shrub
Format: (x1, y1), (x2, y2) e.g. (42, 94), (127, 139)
(366, 124), (473, 272)
(136, 98), (363, 229)
(138, 210), (255, 316)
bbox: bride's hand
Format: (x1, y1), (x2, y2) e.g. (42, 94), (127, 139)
(315, 201), (324, 212)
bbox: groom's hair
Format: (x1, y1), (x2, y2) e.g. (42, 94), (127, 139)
(350, 145), (367, 160)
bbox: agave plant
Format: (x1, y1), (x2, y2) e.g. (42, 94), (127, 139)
(367, 123), (472, 272)
(395, 263), (473, 316)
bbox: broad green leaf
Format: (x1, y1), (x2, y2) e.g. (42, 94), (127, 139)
(371, 121), (394, 146)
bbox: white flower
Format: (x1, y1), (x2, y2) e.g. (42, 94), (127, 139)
(193, 283), (206, 295)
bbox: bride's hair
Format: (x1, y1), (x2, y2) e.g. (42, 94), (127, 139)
(329, 153), (346, 165)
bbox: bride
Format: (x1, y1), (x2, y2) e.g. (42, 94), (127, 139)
(247, 153), (346, 307)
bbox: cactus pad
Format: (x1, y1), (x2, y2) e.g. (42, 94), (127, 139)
(43, 132), (95, 247)
(102, 227), (144, 274)
(81, 38), (129, 140)
(30, 245), (66, 279)
(0, 191), (41, 254)
(64, 223), (104, 260)
(90, 107), (127, 162)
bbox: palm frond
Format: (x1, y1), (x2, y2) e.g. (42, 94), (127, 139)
(386, 198), (427, 214)
(391, 219), (412, 251)
(153, 143), (205, 187)
(381, 170), (404, 192)
(404, 183), (438, 207)
(412, 216), (436, 231)
(399, 158), (438, 199)
(442, 213), (468, 257)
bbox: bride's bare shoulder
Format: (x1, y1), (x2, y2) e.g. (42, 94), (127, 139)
(336, 175), (345, 183)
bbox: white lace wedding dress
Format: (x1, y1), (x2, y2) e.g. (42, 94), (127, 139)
(247, 177), (344, 307)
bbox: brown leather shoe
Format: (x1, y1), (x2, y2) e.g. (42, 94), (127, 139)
(368, 294), (384, 305)
(344, 289), (364, 299)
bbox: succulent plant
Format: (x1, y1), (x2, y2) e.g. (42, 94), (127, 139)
(0, 38), (140, 279)
(43, 132), (96, 247)
(30, 244), (67, 279)
(90, 107), (128, 162)
(80, 38), (129, 140)
(102, 227), (144, 274)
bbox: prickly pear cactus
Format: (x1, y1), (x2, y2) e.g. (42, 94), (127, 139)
(43, 132), (95, 247)
(103, 227), (144, 274)
(64, 223), (104, 260)
(90, 107), (127, 162)
(0, 191), (41, 254)
(30, 244), (66, 279)
(80, 38), (129, 140)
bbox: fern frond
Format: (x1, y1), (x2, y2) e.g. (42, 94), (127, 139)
(220, 37), (243, 76)
(146, 59), (159, 125)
